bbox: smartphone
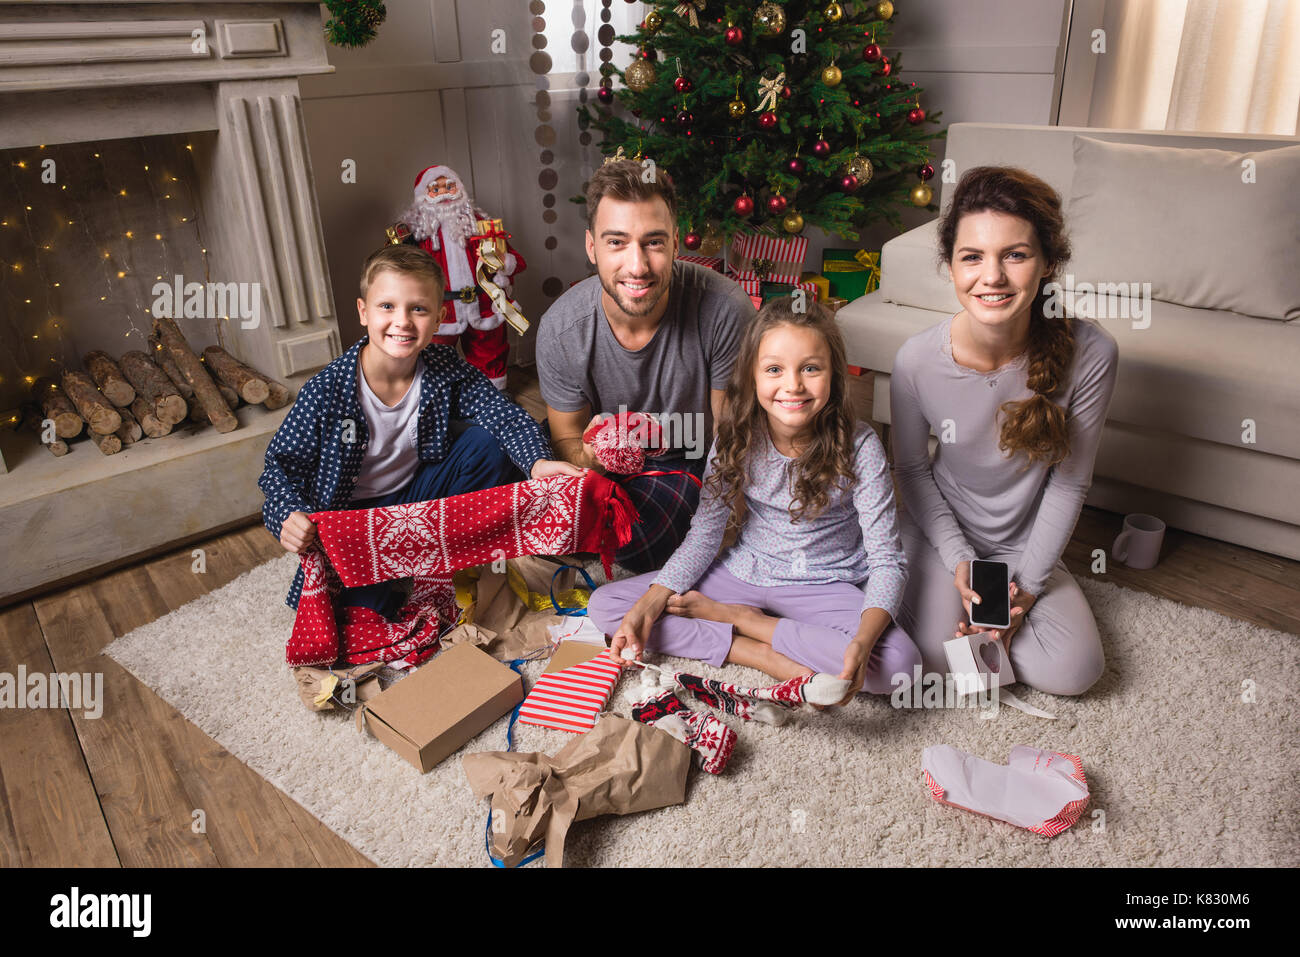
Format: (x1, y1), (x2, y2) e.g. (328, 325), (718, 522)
(968, 560), (1011, 629)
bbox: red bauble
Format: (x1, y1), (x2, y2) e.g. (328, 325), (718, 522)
(908, 107), (927, 125)
(725, 26), (744, 46)
(782, 85), (792, 99)
(641, 47), (657, 60)
(733, 194), (755, 216)
(863, 43), (882, 62)
(918, 163), (935, 181)
(788, 157), (806, 174)
(840, 174), (859, 193)
(597, 86), (614, 105)
(674, 76), (694, 94)
(876, 57), (892, 76)
(758, 111), (778, 129)
(812, 137), (831, 157)
(676, 109), (694, 128)
(683, 231), (702, 251)
(767, 194), (789, 215)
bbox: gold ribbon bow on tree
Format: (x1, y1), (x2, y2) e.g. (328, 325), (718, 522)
(469, 219), (530, 334)
(674, 1), (705, 28)
(822, 250), (882, 293)
(753, 71), (787, 114)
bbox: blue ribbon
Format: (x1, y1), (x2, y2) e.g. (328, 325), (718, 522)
(549, 564), (597, 617)
(484, 656), (546, 868)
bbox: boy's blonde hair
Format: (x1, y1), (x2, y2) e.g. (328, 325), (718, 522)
(358, 244), (447, 301)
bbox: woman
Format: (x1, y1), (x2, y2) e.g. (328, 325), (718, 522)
(890, 166), (1118, 696)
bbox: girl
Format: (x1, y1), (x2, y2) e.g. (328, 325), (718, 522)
(588, 297), (921, 706)
(890, 166), (1119, 696)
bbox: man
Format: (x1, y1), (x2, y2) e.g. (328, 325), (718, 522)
(398, 164), (525, 389)
(534, 160), (755, 573)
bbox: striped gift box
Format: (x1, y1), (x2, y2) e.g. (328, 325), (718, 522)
(726, 232), (810, 285)
(517, 644), (622, 734)
(676, 254), (724, 272)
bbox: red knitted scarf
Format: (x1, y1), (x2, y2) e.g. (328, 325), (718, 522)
(287, 473), (637, 668)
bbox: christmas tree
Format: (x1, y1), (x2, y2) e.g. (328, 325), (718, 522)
(580, 0), (943, 248)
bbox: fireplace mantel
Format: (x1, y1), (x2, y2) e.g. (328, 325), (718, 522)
(0, 0), (344, 604)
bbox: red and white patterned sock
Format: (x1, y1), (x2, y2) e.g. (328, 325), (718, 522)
(629, 671), (737, 774)
(669, 668), (853, 713)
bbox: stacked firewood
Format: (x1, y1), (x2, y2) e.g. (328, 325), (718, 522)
(19, 317), (293, 457)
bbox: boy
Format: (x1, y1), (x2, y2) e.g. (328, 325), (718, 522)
(260, 244), (583, 615)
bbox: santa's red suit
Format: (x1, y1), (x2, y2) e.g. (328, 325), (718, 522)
(404, 165), (526, 389)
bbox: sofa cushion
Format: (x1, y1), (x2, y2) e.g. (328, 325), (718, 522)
(837, 291), (1300, 460)
(1067, 136), (1300, 322)
(877, 218), (962, 315)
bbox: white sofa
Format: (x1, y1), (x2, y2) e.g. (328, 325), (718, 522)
(838, 122), (1300, 560)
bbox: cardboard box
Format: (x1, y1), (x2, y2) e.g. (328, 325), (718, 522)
(360, 642), (524, 772)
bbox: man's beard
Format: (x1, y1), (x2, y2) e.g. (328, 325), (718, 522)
(598, 269), (670, 319)
(401, 192), (478, 247)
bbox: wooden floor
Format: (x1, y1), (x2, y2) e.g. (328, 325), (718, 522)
(2, 365), (1296, 868)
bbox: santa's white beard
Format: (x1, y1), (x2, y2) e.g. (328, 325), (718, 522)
(400, 193), (478, 247)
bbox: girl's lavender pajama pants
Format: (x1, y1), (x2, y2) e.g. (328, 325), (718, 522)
(587, 560), (922, 694)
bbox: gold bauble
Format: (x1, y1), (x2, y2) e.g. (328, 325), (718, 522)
(825, 2), (844, 22)
(821, 64), (842, 87)
(700, 222), (724, 256)
(845, 153), (874, 184)
(754, 1), (786, 37)
(625, 58), (657, 93)
(876, 0), (895, 20)
(910, 182), (934, 207)
(728, 97), (747, 118)
(782, 211), (805, 234)
(644, 10), (664, 33)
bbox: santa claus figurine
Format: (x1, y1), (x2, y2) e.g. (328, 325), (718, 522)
(398, 165), (526, 389)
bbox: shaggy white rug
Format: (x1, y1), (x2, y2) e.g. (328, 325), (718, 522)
(105, 554), (1298, 867)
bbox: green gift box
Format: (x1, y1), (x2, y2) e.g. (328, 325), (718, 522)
(821, 249), (881, 301)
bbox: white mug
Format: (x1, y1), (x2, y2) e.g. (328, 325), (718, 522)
(1112, 513), (1166, 570)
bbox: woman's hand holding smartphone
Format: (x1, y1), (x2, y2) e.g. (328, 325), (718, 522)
(953, 561), (1037, 651)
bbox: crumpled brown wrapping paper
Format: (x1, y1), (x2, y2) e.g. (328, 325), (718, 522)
(461, 714), (691, 868)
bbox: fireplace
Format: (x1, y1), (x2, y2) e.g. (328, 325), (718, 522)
(0, 1), (342, 604)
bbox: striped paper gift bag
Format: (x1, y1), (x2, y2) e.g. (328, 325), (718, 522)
(517, 642), (622, 733)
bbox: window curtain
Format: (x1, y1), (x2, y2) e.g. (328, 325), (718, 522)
(1083, 0), (1300, 134)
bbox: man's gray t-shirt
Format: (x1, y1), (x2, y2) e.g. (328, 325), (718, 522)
(534, 260), (755, 458)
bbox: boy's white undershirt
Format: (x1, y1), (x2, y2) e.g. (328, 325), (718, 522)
(351, 357), (423, 500)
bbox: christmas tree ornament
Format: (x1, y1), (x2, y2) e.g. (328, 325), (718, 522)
(825, 2), (845, 22)
(640, 46), (658, 60)
(812, 135), (831, 157)
(822, 62), (842, 87)
(754, 70), (786, 114)
(674, 57), (693, 94)
(728, 96), (747, 118)
(625, 58), (656, 92)
(683, 231), (702, 250)
(876, 56), (892, 76)
(908, 105), (927, 125)
(840, 173), (859, 193)
(754, 2), (787, 37)
(644, 10), (664, 33)
(676, 108), (694, 129)
(788, 155), (806, 175)
(700, 221), (724, 255)
(846, 152), (874, 184)
(877, 0), (895, 19)
(910, 182), (934, 206)
(782, 84), (793, 99)
(918, 162), (935, 181)
(673, 1), (705, 29)
(725, 23), (744, 46)
(767, 193), (789, 215)
(758, 111), (778, 129)
(782, 210), (805, 234)
(733, 194), (755, 216)
(597, 85), (614, 105)
(863, 42), (882, 62)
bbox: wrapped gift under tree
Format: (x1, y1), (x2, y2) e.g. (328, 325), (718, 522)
(822, 249), (882, 302)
